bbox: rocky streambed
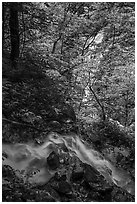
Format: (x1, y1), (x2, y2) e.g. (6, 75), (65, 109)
(2, 132), (135, 202)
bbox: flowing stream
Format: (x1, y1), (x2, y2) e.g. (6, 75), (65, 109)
(2, 132), (135, 195)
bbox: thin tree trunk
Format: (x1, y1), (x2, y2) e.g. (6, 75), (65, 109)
(51, 35), (61, 54)
(89, 85), (106, 121)
(124, 90), (129, 127)
(78, 88), (85, 112)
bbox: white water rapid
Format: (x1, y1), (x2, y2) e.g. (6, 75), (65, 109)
(2, 132), (135, 195)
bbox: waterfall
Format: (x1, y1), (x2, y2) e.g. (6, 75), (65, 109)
(2, 132), (135, 195)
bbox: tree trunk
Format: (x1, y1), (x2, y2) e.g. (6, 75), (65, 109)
(52, 35), (61, 54)
(9, 3), (19, 68)
(124, 90), (129, 127)
(2, 3), (6, 53)
(89, 85), (106, 121)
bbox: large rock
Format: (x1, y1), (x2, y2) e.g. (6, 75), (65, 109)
(54, 181), (72, 195)
(47, 151), (60, 170)
(71, 169), (84, 183)
(84, 164), (100, 183)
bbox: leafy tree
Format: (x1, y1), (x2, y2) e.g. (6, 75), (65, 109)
(2, 2), (135, 125)
(72, 2), (135, 124)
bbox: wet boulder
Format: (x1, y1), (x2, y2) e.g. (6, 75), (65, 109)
(84, 164), (100, 184)
(47, 151), (60, 170)
(71, 169), (84, 183)
(97, 187), (113, 201)
(55, 181), (72, 195)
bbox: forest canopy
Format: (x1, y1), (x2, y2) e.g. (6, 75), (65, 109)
(3, 2), (135, 125)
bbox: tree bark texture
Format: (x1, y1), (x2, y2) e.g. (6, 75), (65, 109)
(9, 3), (20, 68)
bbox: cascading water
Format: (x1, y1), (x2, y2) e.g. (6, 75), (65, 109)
(2, 132), (135, 195)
